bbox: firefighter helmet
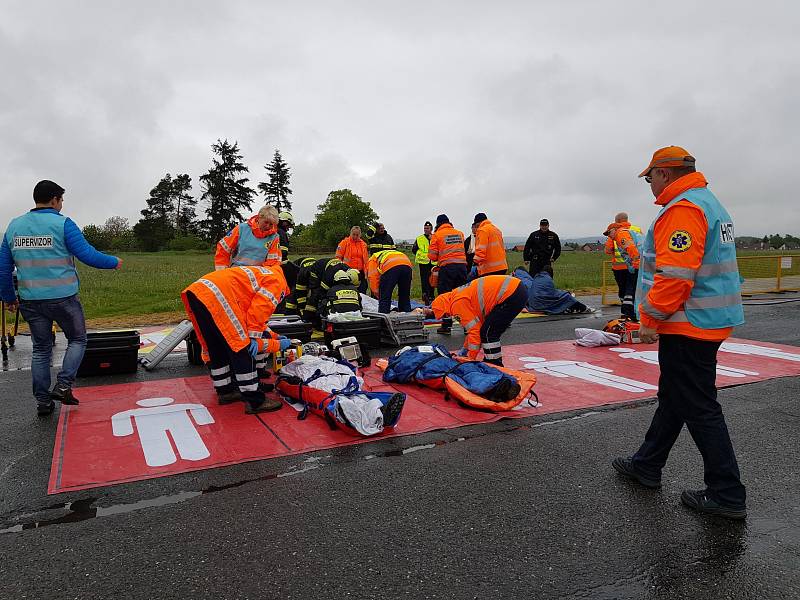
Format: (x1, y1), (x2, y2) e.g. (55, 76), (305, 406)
(278, 211), (294, 225)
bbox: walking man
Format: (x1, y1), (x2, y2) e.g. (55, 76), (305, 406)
(612, 146), (747, 520)
(603, 213), (641, 320)
(0, 180), (122, 416)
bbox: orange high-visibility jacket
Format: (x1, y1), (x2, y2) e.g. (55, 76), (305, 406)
(431, 275), (520, 358)
(428, 223), (467, 266)
(473, 219), (508, 275)
(214, 216), (282, 270)
(604, 222), (641, 270)
(366, 250), (413, 295)
(182, 265), (289, 354)
(335, 236), (370, 271)
(639, 172), (732, 342)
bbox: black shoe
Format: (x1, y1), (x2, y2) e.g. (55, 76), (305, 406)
(381, 393), (406, 427)
(612, 457), (662, 489)
(37, 401), (55, 417)
(258, 382), (275, 393)
(681, 489), (747, 520)
(245, 397), (283, 414)
(50, 384), (79, 405)
(217, 391), (242, 405)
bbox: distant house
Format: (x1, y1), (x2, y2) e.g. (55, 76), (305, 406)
(581, 242), (604, 252)
(511, 244), (525, 252)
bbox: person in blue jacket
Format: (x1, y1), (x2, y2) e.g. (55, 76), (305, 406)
(513, 265), (591, 314)
(0, 180), (122, 416)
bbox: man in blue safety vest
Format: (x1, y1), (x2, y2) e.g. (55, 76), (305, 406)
(0, 180), (122, 416)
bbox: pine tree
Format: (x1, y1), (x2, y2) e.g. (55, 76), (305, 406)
(258, 149), (293, 212)
(172, 174), (197, 235)
(199, 139), (257, 243)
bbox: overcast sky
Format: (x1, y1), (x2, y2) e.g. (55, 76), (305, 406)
(2, 1), (798, 241)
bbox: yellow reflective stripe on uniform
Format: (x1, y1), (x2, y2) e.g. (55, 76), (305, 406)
(198, 278), (247, 341)
(295, 284), (308, 291)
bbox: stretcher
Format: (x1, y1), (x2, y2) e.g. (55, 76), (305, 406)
(138, 320), (195, 370)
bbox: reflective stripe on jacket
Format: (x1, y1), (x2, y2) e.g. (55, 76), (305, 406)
(604, 222), (642, 271)
(335, 237), (369, 271)
(431, 275), (520, 358)
(635, 172), (743, 341)
(473, 220), (508, 275)
(366, 250), (413, 295)
(182, 266), (289, 354)
(428, 223), (467, 267)
(5, 210), (79, 300)
(215, 216), (282, 269)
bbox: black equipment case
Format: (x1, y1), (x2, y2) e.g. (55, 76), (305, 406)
(268, 317), (314, 343)
(78, 330), (140, 377)
(322, 316), (382, 349)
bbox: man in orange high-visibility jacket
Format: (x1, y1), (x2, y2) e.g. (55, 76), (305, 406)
(613, 146), (747, 520)
(472, 213), (508, 277)
(428, 214), (468, 334)
(427, 275), (527, 366)
(366, 250), (413, 313)
(603, 212), (641, 320)
(336, 226), (370, 293)
(215, 206), (282, 270)
(182, 265), (292, 414)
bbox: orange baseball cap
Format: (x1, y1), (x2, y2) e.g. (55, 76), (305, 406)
(638, 146), (696, 177)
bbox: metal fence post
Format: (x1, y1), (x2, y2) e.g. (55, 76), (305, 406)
(776, 254), (782, 292)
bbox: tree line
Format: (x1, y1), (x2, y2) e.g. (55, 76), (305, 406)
(83, 139), (383, 253)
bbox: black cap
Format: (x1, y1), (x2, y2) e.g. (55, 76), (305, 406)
(473, 212), (488, 225)
(424, 221), (433, 227)
(435, 214), (449, 226)
(540, 218), (549, 225)
(33, 180), (65, 204)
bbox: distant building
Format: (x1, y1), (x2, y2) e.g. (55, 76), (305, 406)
(581, 242), (604, 252)
(511, 244), (525, 252)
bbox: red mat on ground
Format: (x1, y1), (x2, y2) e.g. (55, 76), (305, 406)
(49, 337), (800, 493)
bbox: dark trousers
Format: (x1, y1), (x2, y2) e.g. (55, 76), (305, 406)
(632, 335), (746, 507)
(378, 265), (412, 313)
(301, 289), (322, 329)
(528, 257), (549, 276)
(480, 269), (508, 277)
(613, 268), (638, 319)
(479, 285), (528, 366)
(357, 271), (368, 294)
(187, 293), (264, 408)
(418, 262), (434, 304)
(438, 264), (467, 294)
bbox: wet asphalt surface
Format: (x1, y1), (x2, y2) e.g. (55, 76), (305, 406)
(0, 298), (798, 599)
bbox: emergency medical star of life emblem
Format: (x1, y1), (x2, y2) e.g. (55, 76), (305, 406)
(668, 230), (692, 252)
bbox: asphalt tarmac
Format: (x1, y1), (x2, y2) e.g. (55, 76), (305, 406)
(1, 298), (798, 599)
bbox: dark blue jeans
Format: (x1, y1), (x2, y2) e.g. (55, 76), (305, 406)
(437, 264), (467, 294)
(19, 294), (87, 405)
(378, 265), (412, 313)
(632, 334), (746, 507)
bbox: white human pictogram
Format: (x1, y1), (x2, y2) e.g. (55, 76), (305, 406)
(719, 342), (800, 362)
(520, 357), (658, 393)
(111, 397), (215, 467)
(608, 348), (759, 378)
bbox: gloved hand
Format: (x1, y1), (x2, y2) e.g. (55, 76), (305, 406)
(279, 337), (293, 351)
(456, 347), (469, 357)
(277, 335), (290, 342)
(247, 338), (260, 358)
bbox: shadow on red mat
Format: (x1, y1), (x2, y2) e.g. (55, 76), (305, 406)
(49, 337), (800, 494)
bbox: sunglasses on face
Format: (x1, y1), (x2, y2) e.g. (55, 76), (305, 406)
(645, 175), (653, 183)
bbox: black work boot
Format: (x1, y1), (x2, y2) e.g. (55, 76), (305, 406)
(50, 384), (79, 405)
(381, 393), (406, 426)
(217, 391), (242, 405)
(612, 457), (661, 489)
(681, 490), (747, 520)
(437, 317), (452, 335)
(37, 401), (56, 417)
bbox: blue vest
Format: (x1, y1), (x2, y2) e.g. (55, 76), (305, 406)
(231, 223), (280, 266)
(5, 210), (79, 300)
(635, 186), (744, 329)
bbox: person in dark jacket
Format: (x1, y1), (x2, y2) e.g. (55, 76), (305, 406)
(0, 180), (122, 416)
(320, 269), (363, 317)
(464, 222), (478, 272)
(365, 223), (395, 254)
(523, 218), (561, 275)
(296, 257), (349, 327)
(277, 211), (294, 262)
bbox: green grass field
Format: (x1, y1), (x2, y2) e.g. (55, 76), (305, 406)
(1, 249), (798, 327)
